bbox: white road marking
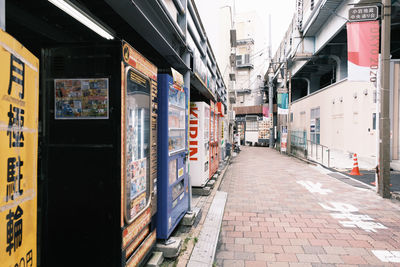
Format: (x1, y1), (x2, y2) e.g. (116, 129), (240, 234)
(297, 180), (332, 195)
(372, 250), (400, 263)
(319, 202), (387, 233)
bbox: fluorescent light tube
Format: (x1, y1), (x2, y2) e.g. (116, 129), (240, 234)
(48, 0), (114, 40)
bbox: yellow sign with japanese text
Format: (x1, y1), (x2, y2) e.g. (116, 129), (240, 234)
(0, 29), (39, 267)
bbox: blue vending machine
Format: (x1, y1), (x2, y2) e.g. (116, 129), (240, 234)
(157, 69), (189, 239)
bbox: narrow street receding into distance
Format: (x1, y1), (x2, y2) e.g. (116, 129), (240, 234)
(215, 147), (400, 267)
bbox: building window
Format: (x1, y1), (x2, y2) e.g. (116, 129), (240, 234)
(239, 94), (244, 103)
(236, 55), (243, 66)
(310, 107), (320, 144)
(373, 113), (376, 130)
(290, 112), (293, 122)
(244, 54), (250, 64)
(311, 0), (314, 10)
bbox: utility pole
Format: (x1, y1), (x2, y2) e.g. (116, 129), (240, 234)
(379, 0), (391, 198)
(268, 14), (274, 149)
(281, 63), (288, 153)
(288, 70), (292, 154)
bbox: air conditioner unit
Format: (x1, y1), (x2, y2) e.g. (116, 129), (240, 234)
(236, 54), (252, 67)
(230, 53), (236, 67)
(228, 110), (236, 121)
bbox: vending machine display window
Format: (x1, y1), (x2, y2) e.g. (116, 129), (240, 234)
(124, 67), (151, 223)
(168, 85), (186, 154)
(169, 160), (177, 184)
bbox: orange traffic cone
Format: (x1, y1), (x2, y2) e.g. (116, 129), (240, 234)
(349, 153), (363, 175)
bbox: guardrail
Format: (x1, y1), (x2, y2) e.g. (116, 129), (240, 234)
(289, 130), (331, 168)
(306, 140), (330, 167)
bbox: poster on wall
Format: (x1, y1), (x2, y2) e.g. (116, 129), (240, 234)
(54, 78), (109, 119)
(0, 29), (39, 267)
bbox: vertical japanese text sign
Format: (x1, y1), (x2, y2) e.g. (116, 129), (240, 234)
(0, 29), (39, 267)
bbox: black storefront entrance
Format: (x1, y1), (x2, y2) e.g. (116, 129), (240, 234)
(5, 1), (168, 266)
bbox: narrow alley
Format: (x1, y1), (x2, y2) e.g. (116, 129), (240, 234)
(3, 1), (400, 266)
(215, 147), (400, 266)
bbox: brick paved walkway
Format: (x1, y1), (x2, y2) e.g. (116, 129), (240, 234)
(215, 146), (400, 267)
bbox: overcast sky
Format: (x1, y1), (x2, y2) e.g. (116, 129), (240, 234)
(195, 0), (296, 56)
(234, 0), (296, 53)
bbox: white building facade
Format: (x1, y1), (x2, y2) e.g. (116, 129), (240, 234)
(234, 11), (267, 108)
(268, 0), (400, 170)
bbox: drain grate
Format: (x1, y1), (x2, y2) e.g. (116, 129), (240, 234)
(328, 172), (371, 189)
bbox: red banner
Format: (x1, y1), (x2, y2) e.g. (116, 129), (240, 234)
(347, 21), (379, 82)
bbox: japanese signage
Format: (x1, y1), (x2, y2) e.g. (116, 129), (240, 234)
(0, 29), (38, 267)
(347, 21), (379, 81)
(217, 102), (224, 117)
(221, 121), (224, 141)
(296, 0), (303, 29)
(348, 6), (378, 22)
(54, 78), (109, 119)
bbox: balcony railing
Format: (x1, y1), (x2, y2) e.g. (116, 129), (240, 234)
(236, 38), (255, 46)
(236, 62), (254, 69)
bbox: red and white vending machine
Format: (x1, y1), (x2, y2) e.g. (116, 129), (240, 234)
(217, 102), (225, 160)
(189, 102), (210, 187)
(209, 101), (219, 178)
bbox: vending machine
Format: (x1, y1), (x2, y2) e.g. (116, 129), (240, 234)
(157, 69), (189, 239)
(42, 41), (157, 267)
(121, 42), (158, 267)
(209, 101), (219, 178)
(189, 102), (210, 187)
(217, 102), (225, 159)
